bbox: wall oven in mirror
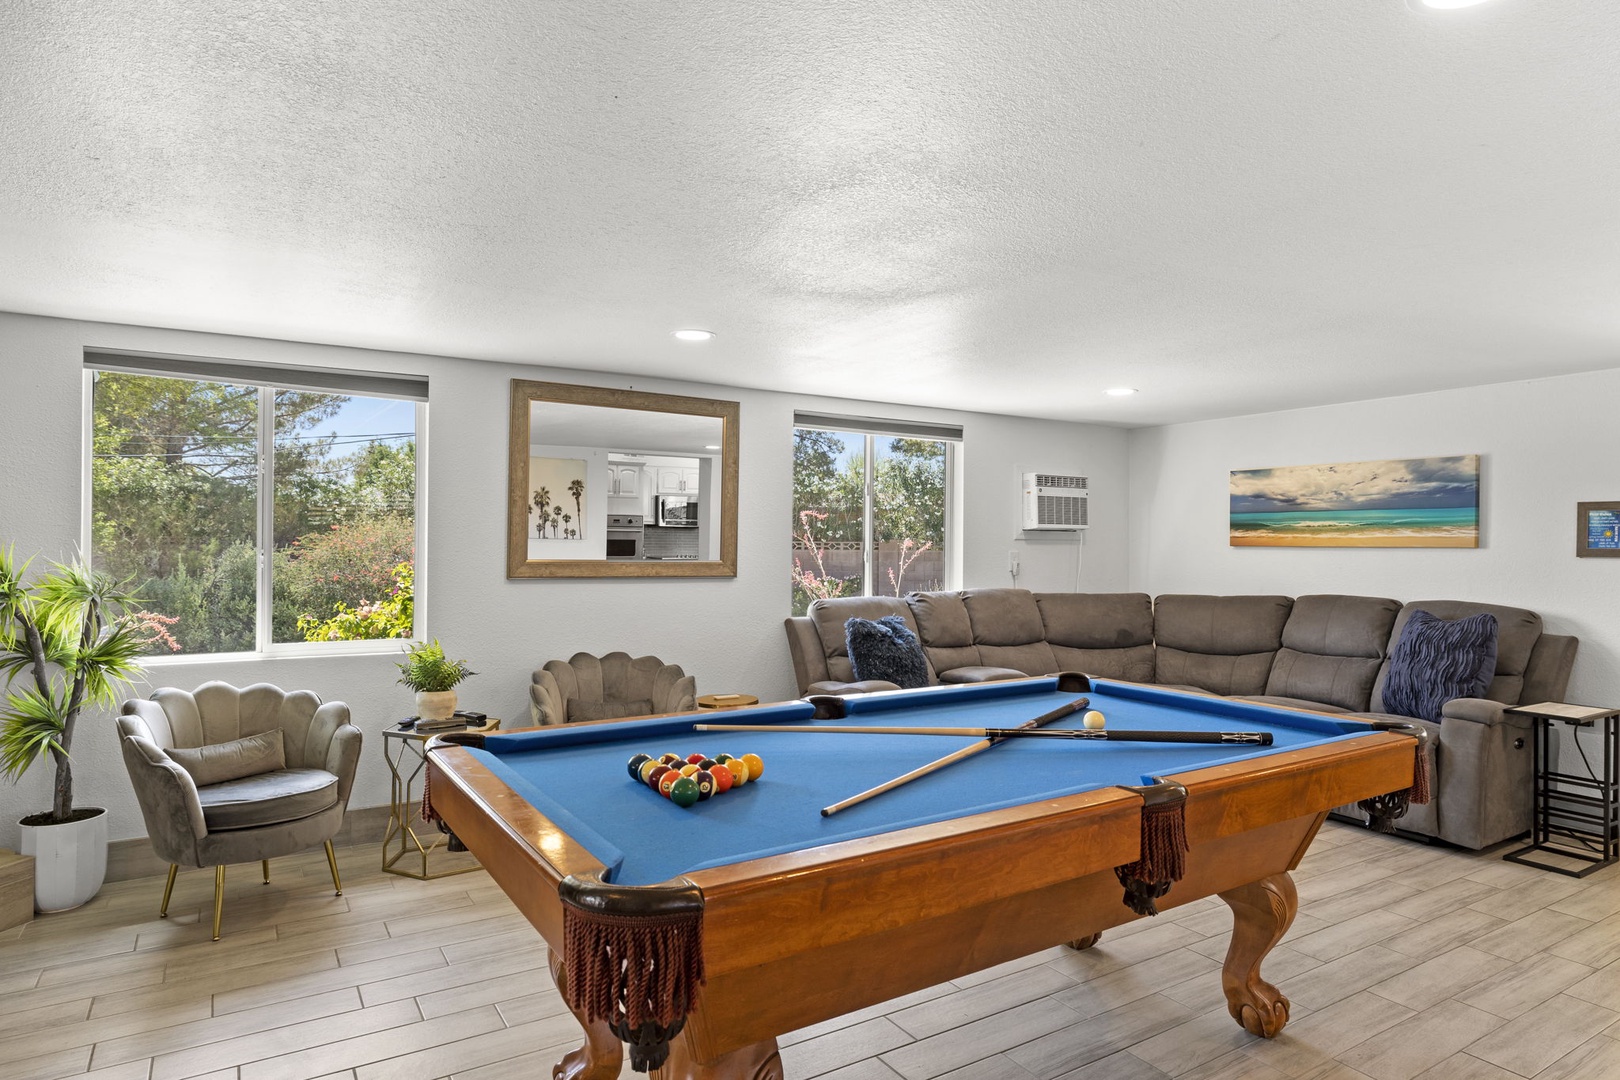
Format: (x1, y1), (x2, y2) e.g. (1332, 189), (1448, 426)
(656, 495), (700, 527)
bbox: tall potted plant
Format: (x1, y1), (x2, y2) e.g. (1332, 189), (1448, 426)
(397, 639), (474, 721)
(0, 549), (148, 911)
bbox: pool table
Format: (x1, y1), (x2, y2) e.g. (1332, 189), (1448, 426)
(424, 675), (1422, 1080)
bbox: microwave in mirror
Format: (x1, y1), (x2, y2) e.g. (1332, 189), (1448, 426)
(656, 495), (700, 527)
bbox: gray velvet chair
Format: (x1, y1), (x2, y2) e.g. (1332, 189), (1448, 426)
(530, 651), (696, 725)
(117, 681), (362, 940)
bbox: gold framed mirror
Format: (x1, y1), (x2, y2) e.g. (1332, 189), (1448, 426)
(507, 380), (739, 578)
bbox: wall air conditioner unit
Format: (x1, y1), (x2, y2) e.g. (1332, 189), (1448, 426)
(1022, 473), (1089, 530)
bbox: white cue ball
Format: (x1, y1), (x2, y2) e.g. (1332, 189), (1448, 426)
(1082, 710), (1106, 730)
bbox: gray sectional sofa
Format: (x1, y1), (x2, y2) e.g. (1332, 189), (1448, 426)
(784, 589), (1579, 850)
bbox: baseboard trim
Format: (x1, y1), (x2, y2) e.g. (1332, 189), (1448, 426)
(107, 805), (394, 884)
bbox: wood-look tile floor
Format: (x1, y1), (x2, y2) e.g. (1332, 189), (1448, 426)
(3, 821), (1619, 1080)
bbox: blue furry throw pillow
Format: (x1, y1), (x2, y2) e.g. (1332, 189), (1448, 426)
(1381, 610), (1499, 723)
(845, 615), (930, 689)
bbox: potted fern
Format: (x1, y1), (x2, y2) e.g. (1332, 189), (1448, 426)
(397, 639), (475, 721)
(0, 549), (148, 911)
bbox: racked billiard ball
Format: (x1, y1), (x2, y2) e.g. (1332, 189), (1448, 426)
(679, 763), (700, 777)
(722, 758), (748, 785)
(686, 753), (707, 765)
(659, 753), (683, 766)
(693, 770), (716, 800)
(710, 764), (734, 793)
(658, 772), (682, 798)
(741, 753), (765, 780)
(639, 760), (665, 785)
(646, 764), (672, 789)
(697, 758), (718, 771)
(628, 754), (653, 780)
(670, 776), (701, 808)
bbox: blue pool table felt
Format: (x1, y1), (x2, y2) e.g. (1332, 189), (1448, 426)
(465, 678), (1376, 886)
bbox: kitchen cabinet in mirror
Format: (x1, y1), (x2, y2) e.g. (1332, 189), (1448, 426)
(507, 380), (739, 578)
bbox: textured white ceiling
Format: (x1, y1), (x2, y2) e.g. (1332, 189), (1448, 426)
(2, 1), (1617, 426)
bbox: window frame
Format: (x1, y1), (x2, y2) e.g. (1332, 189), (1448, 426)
(791, 415), (962, 605)
(81, 353), (428, 662)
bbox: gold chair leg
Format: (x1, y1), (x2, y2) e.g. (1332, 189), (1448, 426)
(324, 839), (343, 896)
(262, 859), (271, 884)
(159, 864), (178, 918)
(212, 865), (225, 941)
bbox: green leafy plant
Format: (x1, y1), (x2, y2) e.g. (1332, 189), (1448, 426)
(0, 549), (150, 825)
(298, 561), (414, 642)
(396, 638), (474, 694)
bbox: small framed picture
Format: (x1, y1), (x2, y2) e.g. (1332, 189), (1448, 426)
(1577, 502), (1620, 558)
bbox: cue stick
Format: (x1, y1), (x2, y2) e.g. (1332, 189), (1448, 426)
(818, 696), (1090, 817)
(695, 723), (1274, 746)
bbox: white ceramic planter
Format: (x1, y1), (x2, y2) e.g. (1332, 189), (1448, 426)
(416, 689), (457, 721)
(18, 807), (109, 912)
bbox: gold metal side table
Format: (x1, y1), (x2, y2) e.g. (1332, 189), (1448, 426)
(381, 715), (500, 879)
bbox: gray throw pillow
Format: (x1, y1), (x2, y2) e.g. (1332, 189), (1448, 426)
(168, 729), (286, 786)
(1381, 610), (1499, 722)
(845, 615), (930, 689)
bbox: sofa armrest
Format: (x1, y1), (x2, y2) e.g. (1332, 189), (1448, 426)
(530, 670), (565, 725)
(939, 667), (1029, 684)
(1440, 697), (1532, 728)
(658, 674), (698, 715)
(785, 617), (832, 695)
(806, 679), (901, 696)
(117, 719), (208, 862)
(323, 723), (364, 807)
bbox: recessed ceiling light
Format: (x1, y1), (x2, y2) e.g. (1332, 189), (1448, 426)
(1408, 0), (1495, 10)
(672, 329), (715, 342)
(1105, 387), (1138, 397)
(704, 444), (720, 450)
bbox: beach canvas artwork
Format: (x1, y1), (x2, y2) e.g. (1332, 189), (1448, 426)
(1230, 455), (1479, 548)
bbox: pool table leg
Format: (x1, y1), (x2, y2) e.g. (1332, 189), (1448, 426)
(549, 949), (624, 1080)
(651, 1038), (784, 1080)
(548, 949), (784, 1080)
(1218, 871), (1298, 1039)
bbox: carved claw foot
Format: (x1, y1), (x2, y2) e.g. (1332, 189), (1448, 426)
(550, 949), (624, 1080)
(1227, 981), (1291, 1037)
(1218, 872), (1298, 1040)
(1066, 932), (1102, 950)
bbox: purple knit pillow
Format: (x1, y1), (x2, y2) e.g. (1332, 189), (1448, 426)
(1382, 610), (1499, 722)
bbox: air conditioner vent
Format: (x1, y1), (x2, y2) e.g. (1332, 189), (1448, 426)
(1022, 472), (1090, 531)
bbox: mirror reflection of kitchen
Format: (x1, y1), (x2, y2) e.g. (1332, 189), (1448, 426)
(528, 401), (723, 562)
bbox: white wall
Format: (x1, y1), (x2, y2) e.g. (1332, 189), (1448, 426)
(1127, 370), (1620, 708)
(0, 312), (1131, 847)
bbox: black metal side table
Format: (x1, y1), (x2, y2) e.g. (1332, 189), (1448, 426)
(1502, 701), (1619, 877)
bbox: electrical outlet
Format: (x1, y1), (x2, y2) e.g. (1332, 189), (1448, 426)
(1008, 550), (1020, 573)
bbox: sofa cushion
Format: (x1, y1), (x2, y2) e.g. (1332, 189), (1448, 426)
(1038, 593), (1156, 683)
(1153, 595), (1293, 696)
(938, 666), (1030, 684)
(963, 589), (1046, 645)
(1373, 600), (1540, 710)
(809, 596), (914, 682)
(960, 590), (1056, 673)
(568, 698), (656, 722)
(846, 616), (931, 689)
(168, 730), (286, 787)
(1379, 610), (1500, 723)
(196, 768), (339, 831)
(907, 591), (982, 674)
(1264, 595), (1402, 711)
(908, 592), (974, 647)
